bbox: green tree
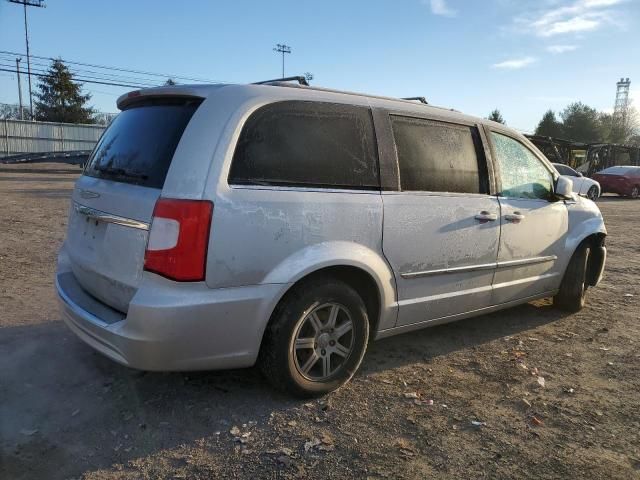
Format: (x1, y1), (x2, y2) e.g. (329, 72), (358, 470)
(598, 113), (627, 144)
(0, 103), (24, 120)
(34, 59), (95, 124)
(559, 102), (601, 143)
(601, 107), (639, 144)
(535, 110), (564, 138)
(487, 108), (505, 124)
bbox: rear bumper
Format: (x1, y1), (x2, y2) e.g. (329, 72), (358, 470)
(56, 250), (288, 371)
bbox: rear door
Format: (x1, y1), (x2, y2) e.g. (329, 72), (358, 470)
(379, 112), (501, 326)
(66, 97), (201, 312)
(487, 130), (568, 304)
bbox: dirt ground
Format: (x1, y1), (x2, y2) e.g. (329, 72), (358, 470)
(1, 162), (639, 480)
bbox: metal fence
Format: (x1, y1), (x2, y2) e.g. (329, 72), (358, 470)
(0, 119), (106, 158)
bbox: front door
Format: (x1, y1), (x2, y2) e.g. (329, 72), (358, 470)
(487, 130), (569, 304)
(381, 114), (500, 327)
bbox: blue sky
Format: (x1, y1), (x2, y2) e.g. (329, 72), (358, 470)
(0, 0), (638, 131)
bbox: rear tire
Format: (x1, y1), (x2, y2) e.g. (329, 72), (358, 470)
(631, 186), (639, 199)
(259, 277), (369, 397)
(554, 244), (591, 313)
(587, 186), (598, 201)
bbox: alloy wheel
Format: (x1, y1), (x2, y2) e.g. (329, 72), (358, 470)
(291, 302), (355, 381)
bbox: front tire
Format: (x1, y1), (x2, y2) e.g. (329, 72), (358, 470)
(554, 244), (591, 312)
(631, 186), (639, 199)
(259, 277), (369, 397)
(587, 185), (598, 201)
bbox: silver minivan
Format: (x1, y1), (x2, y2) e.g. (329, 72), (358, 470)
(56, 79), (607, 396)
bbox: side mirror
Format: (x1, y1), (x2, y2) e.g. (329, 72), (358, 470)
(577, 172), (583, 177)
(555, 176), (574, 199)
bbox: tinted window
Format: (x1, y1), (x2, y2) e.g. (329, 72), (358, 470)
(85, 98), (201, 188)
(229, 101), (379, 189)
(391, 116), (485, 194)
(491, 132), (553, 200)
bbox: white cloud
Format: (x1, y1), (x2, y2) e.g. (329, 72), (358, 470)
(539, 15), (602, 36)
(429, 0), (457, 17)
(515, 0), (626, 37)
(492, 57), (537, 69)
(547, 44), (579, 53)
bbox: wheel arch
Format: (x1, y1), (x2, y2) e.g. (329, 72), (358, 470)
(260, 242), (398, 345)
(566, 231), (607, 287)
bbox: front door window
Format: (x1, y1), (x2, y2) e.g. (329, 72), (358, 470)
(491, 132), (553, 200)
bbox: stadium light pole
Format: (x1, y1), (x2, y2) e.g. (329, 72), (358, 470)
(273, 44), (291, 77)
(8, 0), (46, 120)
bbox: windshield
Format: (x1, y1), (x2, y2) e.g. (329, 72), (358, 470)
(84, 98), (201, 188)
(599, 166), (638, 175)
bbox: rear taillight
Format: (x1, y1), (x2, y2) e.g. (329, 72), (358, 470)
(144, 198), (213, 281)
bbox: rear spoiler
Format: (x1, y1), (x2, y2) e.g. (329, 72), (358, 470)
(116, 85), (213, 110)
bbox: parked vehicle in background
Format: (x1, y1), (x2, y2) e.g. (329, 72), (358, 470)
(552, 163), (600, 201)
(56, 80), (608, 397)
(592, 166), (640, 198)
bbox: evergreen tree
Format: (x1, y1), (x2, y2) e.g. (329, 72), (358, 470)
(34, 59), (95, 124)
(559, 102), (601, 143)
(487, 109), (505, 124)
(535, 110), (564, 138)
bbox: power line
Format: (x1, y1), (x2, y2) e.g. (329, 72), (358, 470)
(0, 54), (167, 86)
(0, 54), (160, 86)
(0, 66), (148, 89)
(0, 49), (227, 84)
(0, 61), (158, 88)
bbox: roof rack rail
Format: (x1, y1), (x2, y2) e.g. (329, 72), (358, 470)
(401, 96), (428, 104)
(253, 76), (310, 86)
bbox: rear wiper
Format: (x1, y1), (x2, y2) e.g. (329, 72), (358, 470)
(95, 165), (148, 180)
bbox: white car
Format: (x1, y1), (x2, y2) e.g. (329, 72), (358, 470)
(553, 163), (600, 200)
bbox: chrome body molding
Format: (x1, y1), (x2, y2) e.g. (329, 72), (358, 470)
(74, 202), (149, 231)
(400, 255), (558, 279)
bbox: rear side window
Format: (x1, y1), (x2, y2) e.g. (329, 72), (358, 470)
(391, 116), (486, 194)
(85, 98), (201, 189)
(229, 101), (379, 189)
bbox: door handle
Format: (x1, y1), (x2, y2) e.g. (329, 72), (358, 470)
(474, 211), (498, 223)
(505, 211), (525, 223)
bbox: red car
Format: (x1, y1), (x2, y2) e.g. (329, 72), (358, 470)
(592, 166), (640, 198)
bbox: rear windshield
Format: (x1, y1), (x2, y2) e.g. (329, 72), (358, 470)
(84, 98), (201, 188)
(599, 166), (639, 176)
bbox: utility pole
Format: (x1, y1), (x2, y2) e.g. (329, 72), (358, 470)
(16, 58), (24, 120)
(273, 43), (291, 77)
(8, 0), (46, 120)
